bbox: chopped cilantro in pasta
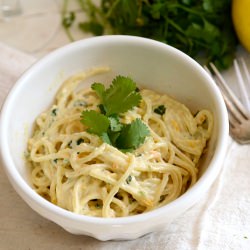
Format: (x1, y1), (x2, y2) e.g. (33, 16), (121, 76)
(81, 76), (150, 151)
(154, 105), (166, 115)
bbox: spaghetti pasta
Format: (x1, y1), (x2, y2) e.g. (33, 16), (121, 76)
(26, 68), (213, 218)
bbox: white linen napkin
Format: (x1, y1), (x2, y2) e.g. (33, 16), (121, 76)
(0, 42), (250, 250)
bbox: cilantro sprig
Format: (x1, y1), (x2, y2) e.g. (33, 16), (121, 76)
(80, 76), (150, 152)
(61, 0), (238, 70)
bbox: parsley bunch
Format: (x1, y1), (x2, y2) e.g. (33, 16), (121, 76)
(81, 76), (150, 152)
(62, 0), (238, 70)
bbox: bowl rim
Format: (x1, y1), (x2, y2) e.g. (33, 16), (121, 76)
(0, 35), (229, 225)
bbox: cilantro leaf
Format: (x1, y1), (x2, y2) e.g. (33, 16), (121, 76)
(116, 119), (150, 150)
(78, 21), (104, 36)
(81, 110), (110, 135)
(92, 76), (141, 116)
(108, 131), (121, 145)
(91, 83), (105, 101)
(104, 76), (141, 116)
(100, 132), (111, 145)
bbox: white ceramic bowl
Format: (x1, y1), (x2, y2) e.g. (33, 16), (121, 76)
(0, 35), (228, 241)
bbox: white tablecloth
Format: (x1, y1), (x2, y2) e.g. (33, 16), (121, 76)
(0, 42), (250, 250)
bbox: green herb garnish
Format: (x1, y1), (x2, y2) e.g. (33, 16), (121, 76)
(126, 175), (132, 184)
(81, 110), (110, 136)
(62, 0), (238, 70)
(62, 11), (75, 29)
(51, 108), (58, 116)
(154, 105), (166, 115)
(78, 21), (104, 36)
(115, 119), (150, 151)
(80, 76), (150, 152)
(91, 76), (141, 116)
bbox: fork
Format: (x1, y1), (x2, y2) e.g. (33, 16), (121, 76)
(204, 58), (250, 144)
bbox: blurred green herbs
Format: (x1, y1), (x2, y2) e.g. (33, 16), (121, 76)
(62, 0), (238, 70)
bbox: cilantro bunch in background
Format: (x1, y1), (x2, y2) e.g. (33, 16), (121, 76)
(62, 0), (238, 70)
(80, 76), (150, 152)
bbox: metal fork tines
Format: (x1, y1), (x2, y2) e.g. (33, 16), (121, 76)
(204, 58), (250, 144)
